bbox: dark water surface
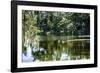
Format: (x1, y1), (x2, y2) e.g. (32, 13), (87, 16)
(31, 36), (90, 61)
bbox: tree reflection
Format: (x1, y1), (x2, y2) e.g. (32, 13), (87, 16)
(28, 36), (90, 61)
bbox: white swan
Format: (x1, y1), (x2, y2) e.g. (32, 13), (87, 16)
(60, 52), (70, 61)
(22, 46), (35, 62)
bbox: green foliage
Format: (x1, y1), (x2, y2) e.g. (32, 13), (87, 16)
(22, 10), (90, 36)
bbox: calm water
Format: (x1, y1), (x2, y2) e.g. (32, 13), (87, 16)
(30, 36), (90, 62)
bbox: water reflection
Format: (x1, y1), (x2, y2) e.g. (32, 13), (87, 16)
(22, 36), (90, 62)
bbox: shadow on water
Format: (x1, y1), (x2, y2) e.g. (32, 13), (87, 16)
(22, 36), (90, 62)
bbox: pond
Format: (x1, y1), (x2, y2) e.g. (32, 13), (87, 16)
(22, 36), (90, 62)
